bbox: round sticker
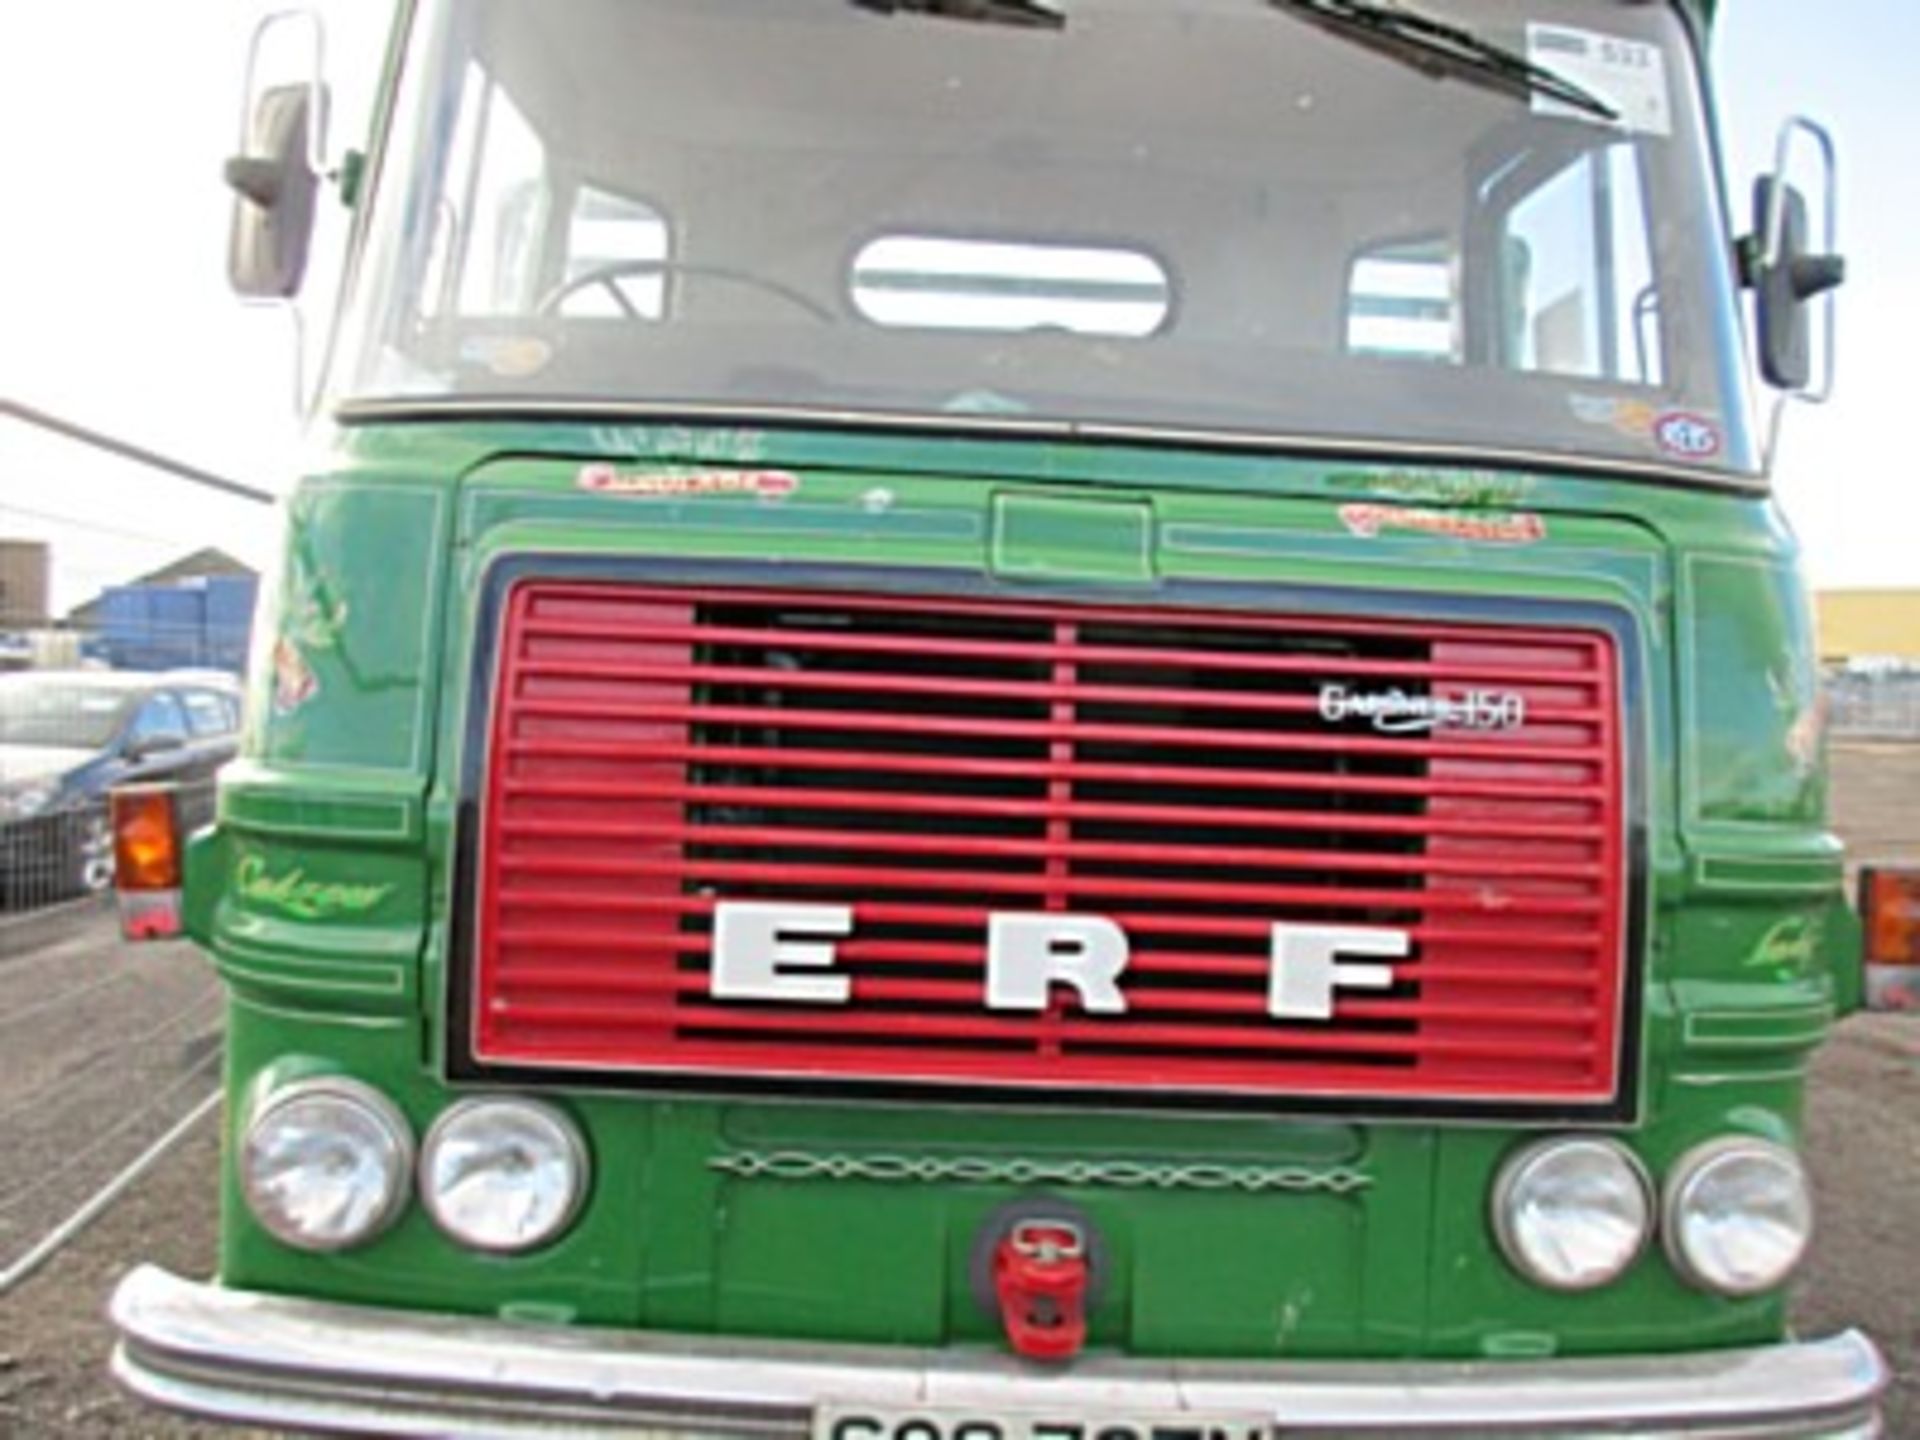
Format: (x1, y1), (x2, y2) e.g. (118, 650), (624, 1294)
(1653, 411), (1721, 460)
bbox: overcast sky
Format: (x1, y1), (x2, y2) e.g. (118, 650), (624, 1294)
(1, 0), (1914, 615)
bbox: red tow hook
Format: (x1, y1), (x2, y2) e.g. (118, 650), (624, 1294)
(992, 1219), (1090, 1362)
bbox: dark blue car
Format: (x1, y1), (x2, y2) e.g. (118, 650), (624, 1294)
(0, 670), (241, 904)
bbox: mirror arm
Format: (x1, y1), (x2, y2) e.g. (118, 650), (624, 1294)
(223, 156), (283, 209)
(337, 148), (366, 208)
(1790, 253), (1846, 301)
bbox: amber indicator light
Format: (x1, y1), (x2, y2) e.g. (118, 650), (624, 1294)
(113, 787), (182, 892)
(1860, 868), (1920, 967)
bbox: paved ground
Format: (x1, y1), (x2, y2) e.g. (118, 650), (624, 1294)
(0, 743), (1914, 1437)
(1797, 1011), (1920, 1436)
(1831, 740), (1920, 869)
(0, 903), (223, 1438)
(1804, 742), (1920, 1435)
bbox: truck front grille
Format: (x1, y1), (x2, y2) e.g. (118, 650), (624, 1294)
(466, 580), (1628, 1114)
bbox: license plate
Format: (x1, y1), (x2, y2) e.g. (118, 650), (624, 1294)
(814, 1404), (1272, 1440)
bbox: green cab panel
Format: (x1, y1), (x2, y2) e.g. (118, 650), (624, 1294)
(202, 418), (1846, 1362)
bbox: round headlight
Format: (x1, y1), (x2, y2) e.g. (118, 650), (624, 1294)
(419, 1098), (588, 1254)
(1663, 1137), (1812, 1296)
(241, 1078), (412, 1252)
(1493, 1137), (1652, 1291)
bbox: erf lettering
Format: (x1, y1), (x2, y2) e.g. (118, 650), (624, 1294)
(709, 902), (1408, 1021)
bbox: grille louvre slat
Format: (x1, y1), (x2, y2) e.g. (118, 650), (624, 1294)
(507, 779), (1599, 839)
(504, 743), (1610, 803)
(504, 821), (1602, 880)
(514, 656), (1607, 723)
(472, 581), (1627, 1110)
(505, 697), (1605, 763)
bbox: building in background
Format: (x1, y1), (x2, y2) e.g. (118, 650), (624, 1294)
(0, 539), (51, 629)
(0, 539), (76, 670)
(1815, 589), (1920, 665)
(67, 547), (260, 675)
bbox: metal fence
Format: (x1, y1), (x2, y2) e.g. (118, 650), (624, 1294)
(0, 780), (217, 918)
(0, 776), (226, 1298)
(0, 615), (250, 677)
(1827, 670), (1920, 742)
(0, 800), (114, 914)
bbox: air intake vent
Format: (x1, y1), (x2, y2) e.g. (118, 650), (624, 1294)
(466, 580), (1628, 1115)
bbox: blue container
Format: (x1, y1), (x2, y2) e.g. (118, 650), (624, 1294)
(93, 575), (257, 672)
(203, 575), (259, 674)
(100, 585), (158, 670)
(146, 585), (207, 670)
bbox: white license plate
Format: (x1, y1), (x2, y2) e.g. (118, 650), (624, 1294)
(814, 1404), (1272, 1440)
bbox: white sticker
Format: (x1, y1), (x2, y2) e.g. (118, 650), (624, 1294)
(1527, 24), (1671, 137)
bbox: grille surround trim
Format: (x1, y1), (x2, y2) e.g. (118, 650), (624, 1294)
(448, 555), (1648, 1124)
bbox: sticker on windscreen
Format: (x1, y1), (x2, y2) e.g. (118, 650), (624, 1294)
(459, 334), (553, 378)
(1569, 394), (1657, 442)
(1652, 409), (1722, 461)
(1527, 24), (1671, 136)
(1569, 394), (1722, 462)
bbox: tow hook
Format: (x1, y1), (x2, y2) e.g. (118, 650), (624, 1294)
(992, 1218), (1091, 1362)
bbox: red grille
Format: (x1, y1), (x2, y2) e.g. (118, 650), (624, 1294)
(471, 581), (1627, 1110)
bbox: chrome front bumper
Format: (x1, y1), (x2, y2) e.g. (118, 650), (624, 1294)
(111, 1265), (1888, 1438)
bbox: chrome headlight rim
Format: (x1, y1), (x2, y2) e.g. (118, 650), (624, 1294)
(1491, 1135), (1655, 1292)
(240, 1076), (414, 1254)
(1662, 1135), (1813, 1297)
(418, 1096), (590, 1255)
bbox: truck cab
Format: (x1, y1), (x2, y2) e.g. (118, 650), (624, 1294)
(109, 0), (1887, 1432)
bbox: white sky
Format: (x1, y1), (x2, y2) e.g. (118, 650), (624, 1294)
(0, 0), (1914, 616)
(1712, 0), (1920, 594)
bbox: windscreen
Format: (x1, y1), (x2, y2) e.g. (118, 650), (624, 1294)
(335, 0), (1757, 475)
(0, 679), (131, 750)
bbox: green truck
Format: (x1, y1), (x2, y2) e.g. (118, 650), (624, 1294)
(109, 0), (1892, 1432)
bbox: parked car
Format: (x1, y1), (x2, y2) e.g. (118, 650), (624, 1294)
(0, 670), (242, 902)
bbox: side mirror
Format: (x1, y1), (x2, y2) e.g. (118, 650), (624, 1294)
(225, 83), (321, 299)
(127, 732), (185, 762)
(1751, 178), (1844, 392)
(1746, 118), (1844, 399)
(224, 9), (329, 301)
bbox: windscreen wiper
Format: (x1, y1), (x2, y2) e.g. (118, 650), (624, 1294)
(1271, 0), (1618, 123)
(851, 0), (1065, 30)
